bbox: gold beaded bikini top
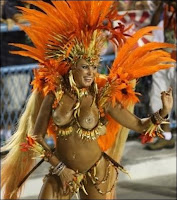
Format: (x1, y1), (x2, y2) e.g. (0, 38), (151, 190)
(52, 83), (105, 140)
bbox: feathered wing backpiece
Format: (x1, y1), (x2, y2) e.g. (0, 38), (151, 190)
(1, 0), (176, 199)
(97, 26), (175, 152)
(1, 90), (43, 199)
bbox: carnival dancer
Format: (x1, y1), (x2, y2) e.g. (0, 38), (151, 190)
(1, 1), (175, 199)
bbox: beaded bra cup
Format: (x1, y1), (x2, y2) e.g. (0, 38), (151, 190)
(52, 84), (105, 140)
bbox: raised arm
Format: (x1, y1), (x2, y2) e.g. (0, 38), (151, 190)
(105, 88), (173, 133)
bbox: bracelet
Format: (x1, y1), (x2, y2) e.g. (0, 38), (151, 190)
(52, 162), (66, 176)
(151, 109), (169, 125)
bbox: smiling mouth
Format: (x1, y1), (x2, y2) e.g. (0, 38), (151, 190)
(84, 77), (93, 82)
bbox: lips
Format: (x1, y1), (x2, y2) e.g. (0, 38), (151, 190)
(84, 77), (93, 82)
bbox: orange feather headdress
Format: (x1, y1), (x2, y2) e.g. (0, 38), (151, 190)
(11, 0), (130, 95)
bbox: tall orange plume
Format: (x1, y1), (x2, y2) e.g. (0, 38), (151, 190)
(109, 26), (176, 80)
(10, 1), (115, 62)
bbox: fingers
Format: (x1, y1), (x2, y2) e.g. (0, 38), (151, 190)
(167, 87), (172, 94)
(60, 170), (84, 195)
(61, 179), (77, 195)
(60, 181), (70, 196)
(67, 181), (77, 193)
(62, 181), (67, 194)
(161, 87), (172, 96)
(68, 181), (74, 193)
(65, 178), (80, 194)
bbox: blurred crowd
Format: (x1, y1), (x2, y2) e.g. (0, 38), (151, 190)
(1, 0), (176, 150)
(1, 0), (52, 66)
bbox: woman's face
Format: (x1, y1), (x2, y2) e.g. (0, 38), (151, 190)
(72, 59), (97, 88)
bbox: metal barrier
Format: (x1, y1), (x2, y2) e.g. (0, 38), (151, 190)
(1, 64), (37, 144)
(1, 23), (29, 33)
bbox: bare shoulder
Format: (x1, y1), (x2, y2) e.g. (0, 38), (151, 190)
(104, 101), (123, 114)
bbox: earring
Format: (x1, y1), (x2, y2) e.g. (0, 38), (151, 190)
(69, 70), (76, 88)
(93, 81), (98, 95)
(69, 70), (80, 97)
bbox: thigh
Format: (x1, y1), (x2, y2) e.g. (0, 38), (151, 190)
(79, 176), (107, 199)
(38, 174), (73, 199)
(80, 156), (113, 199)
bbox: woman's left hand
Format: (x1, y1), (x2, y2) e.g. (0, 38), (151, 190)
(160, 87), (173, 117)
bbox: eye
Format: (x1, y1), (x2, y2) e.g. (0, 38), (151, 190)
(93, 66), (97, 70)
(82, 65), (88, 69)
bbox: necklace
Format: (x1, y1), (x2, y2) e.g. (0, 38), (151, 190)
(51, 71), (104, 140)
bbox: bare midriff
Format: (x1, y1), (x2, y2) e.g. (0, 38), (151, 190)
(56, 132), (102, 173)
(53, 93), (105, 173)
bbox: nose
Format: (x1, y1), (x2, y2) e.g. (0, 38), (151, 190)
(87, 67), (94, 76)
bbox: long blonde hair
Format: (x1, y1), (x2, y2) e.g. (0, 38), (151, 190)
(1, 90), (43, 199)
